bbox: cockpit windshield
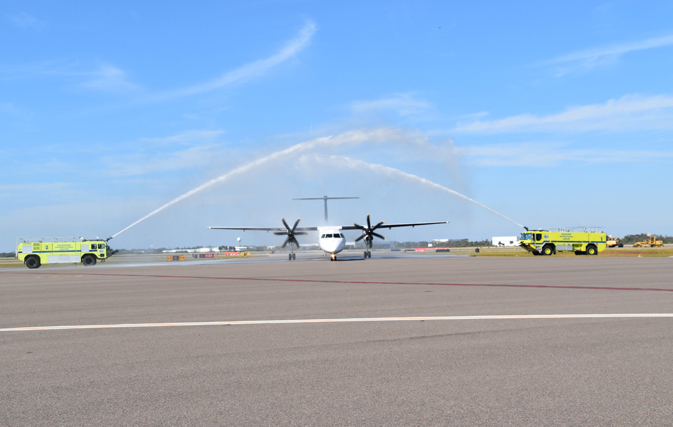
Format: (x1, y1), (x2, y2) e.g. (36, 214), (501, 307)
(322, 233), (344, 239)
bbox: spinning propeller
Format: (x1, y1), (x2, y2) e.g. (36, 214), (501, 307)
(353, 214), (386, 249)
(274, 218), (307, 248)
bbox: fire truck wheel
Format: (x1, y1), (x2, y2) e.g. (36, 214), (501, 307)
(25, 256), (41, 269)
(586, 245), (597, 256)
(542, 245), (554, 256)
(82, 255), (97, 266)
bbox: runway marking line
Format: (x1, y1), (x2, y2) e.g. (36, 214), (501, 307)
(2, 271), (673, 293)
(2, 314), (673, 332)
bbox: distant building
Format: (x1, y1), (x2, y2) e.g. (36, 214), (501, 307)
(492, 236), (519, 247)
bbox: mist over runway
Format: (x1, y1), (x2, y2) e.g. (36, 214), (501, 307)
(1, 256), (672, 425)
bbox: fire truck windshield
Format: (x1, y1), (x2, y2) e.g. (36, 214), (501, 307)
(521, 233), (534, 241)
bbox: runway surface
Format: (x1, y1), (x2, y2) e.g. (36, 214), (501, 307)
(1, 256), (672, 425)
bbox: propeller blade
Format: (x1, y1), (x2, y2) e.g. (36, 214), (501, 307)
(372, 232), (385, 240)
(366, 214), (371, 229)
(273, 231), (288, 236)
(281, 237), (290, 248)
(292, 218), (301, 233)
(371, 221), (385, 231)
(353, 223), (364, 230)
(355, 234), (366, 242)
(282, 218), (291, 231)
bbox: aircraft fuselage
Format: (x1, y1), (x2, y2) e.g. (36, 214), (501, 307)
(317, 226), (346, 256)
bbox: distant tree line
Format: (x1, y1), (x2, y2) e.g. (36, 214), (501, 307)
(433, 238), (492, 247)
(620, 234), (673, 244)
(0, 252), (15, 258)
(111, 245), (257, 254)
(392, 239), (491, 248)
(112, 248), (167, 255)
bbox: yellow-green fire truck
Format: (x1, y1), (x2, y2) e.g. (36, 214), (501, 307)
(519, 229), (607, 256)
(16, 238), (115, 269)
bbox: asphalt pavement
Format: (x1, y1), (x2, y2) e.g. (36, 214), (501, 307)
(1, 256), (672, 426)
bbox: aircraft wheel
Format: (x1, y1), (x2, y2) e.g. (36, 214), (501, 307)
(289, 254), (292, 261)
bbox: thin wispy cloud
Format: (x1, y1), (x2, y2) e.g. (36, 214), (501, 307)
(150, 20), (317, 101)
(546, 34), (673, 76)
(0, 182), (72, 192)
(0, 20), (315, 100)
(105, 144), (221, 176)
(0, 102), (23, 116)
(7, 12), (43, 29)
(104, 129), (229, 175)
(80, 65), (139, 92)
(0, 59), (74, 79)
(140, 130), (226, 146)
(452, 94), (673, 133)
(351, 93), (432, 116)
(0, 60), (139, 93)
(459, 142), (673, 167)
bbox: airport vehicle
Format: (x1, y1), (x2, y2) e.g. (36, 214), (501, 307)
(16, 237), (115, 269)
(633, 235), (664, 248)
(209, 196), (448, 261)
(606, 236), (623, 248)
(519, 228), (607, 256)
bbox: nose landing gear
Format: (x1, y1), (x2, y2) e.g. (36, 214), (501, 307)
(330, 253), (337, 261)
(363, 251), (371, 259)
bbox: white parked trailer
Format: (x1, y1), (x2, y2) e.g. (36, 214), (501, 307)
(492, 236), (519, 247)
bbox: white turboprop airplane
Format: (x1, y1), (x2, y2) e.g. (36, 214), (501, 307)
(208, 196), (448, 261)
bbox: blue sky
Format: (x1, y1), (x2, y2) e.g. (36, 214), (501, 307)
(2, 0), (673, 250)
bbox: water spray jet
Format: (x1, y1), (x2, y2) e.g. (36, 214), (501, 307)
(301, 154), (525, 229)
(111, 128), (440, 239)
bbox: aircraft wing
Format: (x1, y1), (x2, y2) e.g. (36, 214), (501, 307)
(340, 221), (448, 230)
(208, 226), (319, 232)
